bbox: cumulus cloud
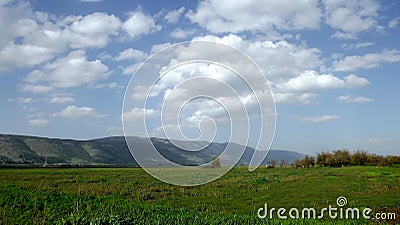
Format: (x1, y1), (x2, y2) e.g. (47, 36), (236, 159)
(0, 43), (57, 71)
(0, 3), (162, 72)
(114, 48), (147, 61)
(276, 71), (369, 92)
(121, 63), (142, 75)
(343, 74), (370, 88)
(0, 7), (124, 72)
(324, 0), (381, 38)
(0, 1), (36, 47)
(62, 12), (121, 49)
(53, 105), (106, 119)
(191, 34), (323, 82)
(150, 34), (370, 105)
(187, 0), (320, 33)
(164, 7), (185, 23)
(337, 95), (373, 103)
(170, 28), (196, 39)
(297, 115), (340, 123)
(277, 71), (344, 92)
(24, 12), (122, 51)
(122, 10), (161, 38)
(333, 49), (400, 72)
(48, 96), (75, 104)
(273, 92), (318, 104)
(25, 49), (109, 88)
(150, 42), (173, 53)
(20, 84), (53, 93)
(123, 107), (157, 122)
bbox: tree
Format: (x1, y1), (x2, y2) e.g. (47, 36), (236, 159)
(333, 149), (351, 167)
(293, 155), (315, 168)
(316, 151), (333, 167)
(351, 150), (369, 166)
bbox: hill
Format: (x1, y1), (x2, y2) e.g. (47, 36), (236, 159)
(0, 134), (303, 166)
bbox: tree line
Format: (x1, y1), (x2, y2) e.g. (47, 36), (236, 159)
(291, 150), (400, 168)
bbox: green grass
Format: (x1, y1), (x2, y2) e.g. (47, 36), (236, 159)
(0, 166), (399, 224)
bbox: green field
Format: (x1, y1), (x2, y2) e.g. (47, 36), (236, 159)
(0, 166), (399, 224)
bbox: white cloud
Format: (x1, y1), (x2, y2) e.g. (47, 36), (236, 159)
(170, 28), (196, 39)
(114, 48), (147, 61)
(48, 96), (75, 104)
(141, 34), (377, 107)
(53, 105), (106, 119)
(20, 84), (53, 93)
(337, 95), (373, 103)
(150, 42), (172, 53)
(63, 12), (121, 48)
(273, 92), (317, 104)
(333, 49), (400, 72)
(26, 113), (49, 126)
(192, 34), (323, 82)
(0, 4), (123, 72)
(121, 62), (143, 75)
(152, 34), (371, 105)
(0, 4), (164, 72)
(21, 12), (121, 51)
(98, 52), (113, 61)
(277, 70), (344, 92)
(28, 118), (49, 126)
(331, 32), (357, 40)
(297, 115), (340, 123)
(0, 1), (36, 47)
(187, 0), (320, 33)
(107, 126), (123, 136)
(388, 17), (399, 28)
(25, 49), (109, 88)
(324, 0), (380, 37)
(164, 7), (185, 23)
(0, 43), (57, 71)
(122, 10), (161, 38)
(343, 74), (370, 88)
(16, 97), (34, 104)
(276, 71), (369, 92)
(123, 107), (157, 122)
(91, 82), (121, 89)
(342, 42), (374, 50)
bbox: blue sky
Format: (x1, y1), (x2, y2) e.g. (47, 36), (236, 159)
(1, 0), (399, 155)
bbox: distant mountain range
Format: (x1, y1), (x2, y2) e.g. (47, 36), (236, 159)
(0, 134), (303, 166)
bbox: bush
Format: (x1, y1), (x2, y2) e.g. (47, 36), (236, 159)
(315, 149), (400, 167)
(292, 155), (315, 168)
(350, 150), (369, 166)
(333, 149), (351, 167)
